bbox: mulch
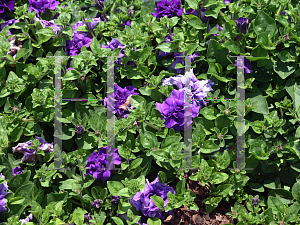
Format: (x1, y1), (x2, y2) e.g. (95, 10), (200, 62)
(161, 173), (238, 225)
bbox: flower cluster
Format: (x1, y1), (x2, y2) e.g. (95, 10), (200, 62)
(156, 89), (201, 131)
(0, 0), (14, 19)
(85, 146), (122, 182)
(235, 56), (252, 73)
(103, 83), (139, 119)
(0, 174), (8, 217)
(162, 68), (214, 107)
(28, 0), (59, 17)
(12, 136), (54, 163)
(12, 166), (23, 177)
(152, 0), (183, 19)
(33, 17), (62, 35)
(129, 175), (176, 219)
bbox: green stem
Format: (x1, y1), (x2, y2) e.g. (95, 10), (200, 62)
(276, 4), (283, 16)
(67, 198), (82, 206)
(22, 119), (35, 122)
(277, 94), (284, 119)
(83, 17), (96, 38)
(143, 120), (161, 131)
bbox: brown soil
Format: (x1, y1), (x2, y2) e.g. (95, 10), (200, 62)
(162, 173), (238, 225)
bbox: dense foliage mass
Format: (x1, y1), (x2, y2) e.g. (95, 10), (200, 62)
(0, 0), (300, 224)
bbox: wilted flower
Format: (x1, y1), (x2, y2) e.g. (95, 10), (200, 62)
(0, 0), (14, 16)
(162, 68), (214, 107)
(156, 89), (201, 131)
(235, 17), (250, 34)
(28, 0), (59, 17)
(0, 174), (8, 217)
(235, 56), (252, 73)
(252, 197), (260, 206)
(127, 8), (135, 17)
(75, 124), (85, 134)
(171, 51), (200, 74)
(85, 146), (122, 181)
(152, 0), (183, 19)
(19, 213), (33, 225)
(158, 33), (174, 57)
(129, 174), (176, 219)
(91, 199), (103, 208)
(103, 83), (139, 119)
(111, 195), (121, 207)
(12, 166), (23, 177)
(12, 105), (19, 113)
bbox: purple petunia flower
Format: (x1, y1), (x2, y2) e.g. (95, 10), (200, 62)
(0, 19), (19, 37)
(152, 0), (183, 19)
(156, 89), (201, 131)
(235, 56), (252, 73)
(91, 199), (103, 208)
(223, 0), (231, 4)
(171, 51), (200, 74)
(122, 20), (131, 30)
(0, 0), (14, 17)
(103, 83), (139, 119)
(0, 174), (8, 217)
(33, 17), (62, 35)
(19, 213), (33, 225)
(85, 147), (122, 182)
(111, 195), (121, 207)
(84, 213), (93, 224)
(12, 136), (54, 163)
(12, 166), (23, 177)
(162, 68), (214, 107)
(28, 0), (59, 17)
(72, 18), (102, 35)
(65, 33), (93, 56)
(158, 33), (174, 57)
(129, 174), (176, 220)
(235, 17), (250, 34)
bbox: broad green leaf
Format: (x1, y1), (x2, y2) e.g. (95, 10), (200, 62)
(107, 181), (124, 196)
(274, 61), (297, 79)
(292, 183), (300, 203)
(254, 10), (277, 38)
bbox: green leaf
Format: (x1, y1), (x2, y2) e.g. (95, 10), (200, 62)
(150, 196), (164, 209)
(292, 183), (300, 203)
(273, 61), (297, 79)
(268, 196), (285, 214)
(187, 16), (205, 29)
(130, 158), (143, 170)
(254, 10), (277, 38)
(286, 78), (300, 112)
(156, 42), (172, 52)
(201, 140), (220, 153)
(185, 43), (199, 56)
(111, 217), (124, 225)
(139, 46), (153, 63)
(256, 33), (275, 50)
(223, 41), (240, 54)
(249, 183), (265, 192)
(158, 171), (167, 184)
(185, 0), (198, 10)
(147, 217), (161, 225)
(90, 37), (101, 55)
(107, 181), (124, 196)
(8, 170), (31, 192)
(248, 95), (269, 115)
(9, 197), (25, 205)
(210, 172), (229, 184)
(207, 40), (229, 67)
(200, 106), (218, 120)
(140, 130), (159, 149)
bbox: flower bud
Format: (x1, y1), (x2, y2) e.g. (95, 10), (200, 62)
(224, 109), (230, 116)
(235, 17), (250, 34)
(217, 134), (224, 140)
(95, 130), (101, 136)
(252, 197), (260, 206)
(95, 0), (105, 11)
(75, 124), (85, 134)
(127, 8), (135, 18)
(12, 105), (19, 113)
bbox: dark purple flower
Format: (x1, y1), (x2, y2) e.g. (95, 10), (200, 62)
(0, 0), (14, 15)
(91, 199), (103, 208)
(75, 124), (85, 134)
(19, 213), (33, 225)
(65, 33), (92, 56)
(200, 8), (213, 23)
(276, 11), (292, 26)
(28, 0), (59, 17)
(156, 89), (200, 131)
(252, 197), (260, 206)
(111, 195), (121, 207)
(0, 174), (8, 217)
(85, 147), (122, 182)
(235, 17), (250, 34)
(122, 20), (131, 30)
(186, 8), (199, 17)
(0, 19), (19, 37)
(207, 24), (223, 37)
(171, 51), (200, 74)
(129, 174), (176, 219)
(103, 83), (139, 119)
(158, 33), (174, 57)
(152, 0), (183, 19)
(162, 68), (214, 107)
(12, 167), (23, 177)
(235, 56), (252, 73)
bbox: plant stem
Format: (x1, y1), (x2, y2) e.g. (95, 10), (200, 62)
(143, 120), (161, 131)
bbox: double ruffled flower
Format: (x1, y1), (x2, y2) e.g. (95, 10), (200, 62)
(12, 136), (54, 163)
(85, 147), (121, 182)
(152, 0), (183, 19)
(103, 83), (139, 119)
(28, 0), (59, 17)
(156, 89), (201, 131)
(129, 175), (176, 220)
(0, 174), (8, 217)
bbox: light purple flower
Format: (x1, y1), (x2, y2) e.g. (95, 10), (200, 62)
(0, 174), (8, 217)
(152, 0), (183, 19)
(75, 124), (85, 134)
(235, 56), (252, 73)
(28, 0), (59, 17)
(103, 83), (139, 119)
(223, 0), (231, 4)
(85, 147), (122, 182)
(72, 18), (102, 35)
(12, 167), (23, 177)
(91, 199), (103, 208)
(129, 174), (176, 219)
(0, 19), (19, 37)
(19, 213), (33, 225)
(156, 89), (201, 131)
(122, 20), (131, 30)
(33, 17), (62, 35)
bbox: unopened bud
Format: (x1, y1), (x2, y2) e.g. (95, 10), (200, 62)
(127, 8), (135, 18)
(95, 0), (105, 11)
(217, 134), (224, 140)
(12, 105), (19, 113)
